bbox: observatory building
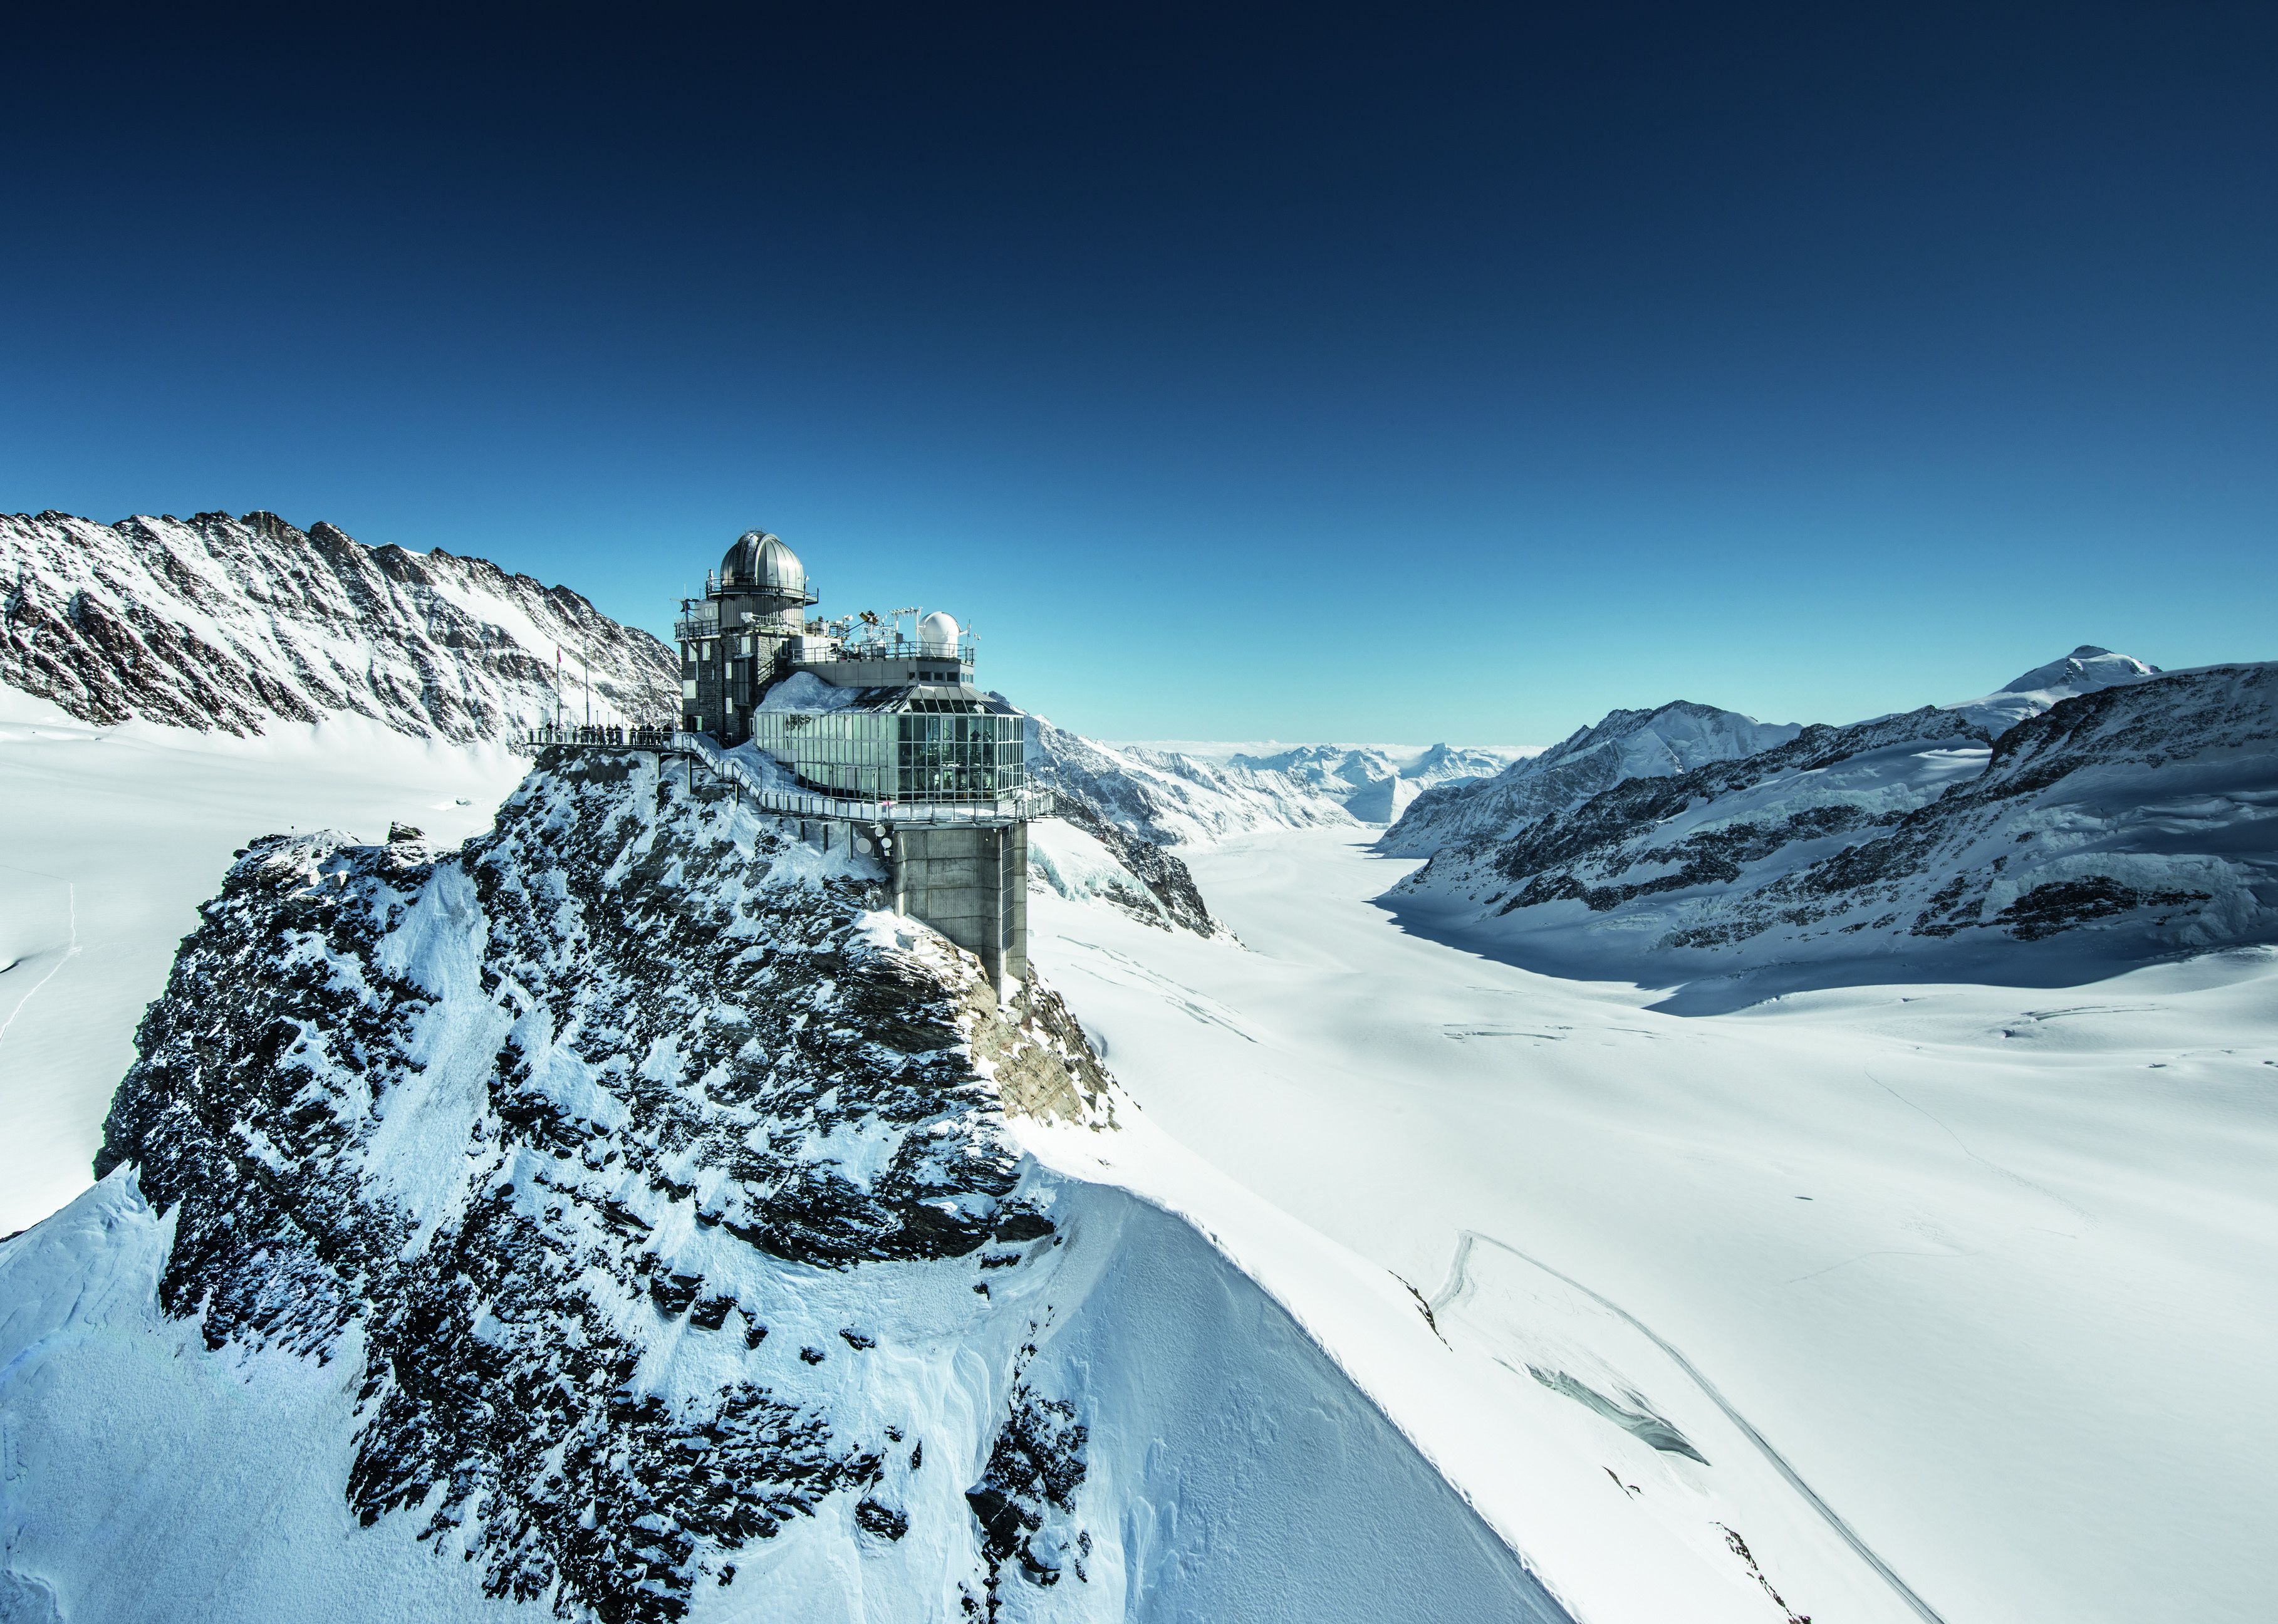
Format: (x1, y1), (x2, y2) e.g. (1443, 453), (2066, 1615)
(677, 529), (1044, 989)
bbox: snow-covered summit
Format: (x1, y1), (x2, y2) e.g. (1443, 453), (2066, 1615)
(1219, 741), (1522, 824)
(1026, 714), (1355, 847)
(1381, 700), (1801, 857)
(1950, 644), (2162, 734)
(1, 509), (677, 740)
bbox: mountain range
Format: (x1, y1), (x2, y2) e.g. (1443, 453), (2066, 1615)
(1382, 647), (2275, 998)
(2, 509), (677, 739)
(5, 511), (2272, 1624)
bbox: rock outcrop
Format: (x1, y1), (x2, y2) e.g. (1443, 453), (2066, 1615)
(3, 750), (1564, 1623)
(89, 751), (1106, 1620)
(1, 509), (676, 739)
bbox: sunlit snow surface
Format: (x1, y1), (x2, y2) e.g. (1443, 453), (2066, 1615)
(1025, 827), (2278, 1624)
(0, 689), (529, 1233)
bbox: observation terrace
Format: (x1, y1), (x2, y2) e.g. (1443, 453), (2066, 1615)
(519, 726), (1050, 827)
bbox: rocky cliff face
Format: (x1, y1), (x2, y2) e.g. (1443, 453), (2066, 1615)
(4, 751), (1560, 1623)
(1390, 664), (2278, 989)
(1032, 799), (1233, 938)
(1, 509), (676, 739)
(88, 751), (1107, 1620)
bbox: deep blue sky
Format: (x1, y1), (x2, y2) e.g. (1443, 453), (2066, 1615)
(6, 3), (2272, 744)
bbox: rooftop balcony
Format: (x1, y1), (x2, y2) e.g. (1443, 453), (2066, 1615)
(799, 636), (976, 670)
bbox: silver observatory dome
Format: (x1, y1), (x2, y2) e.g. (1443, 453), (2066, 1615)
(719, 529), (809, 596)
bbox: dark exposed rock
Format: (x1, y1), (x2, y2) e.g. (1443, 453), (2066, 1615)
(93, 750), (1111, 1622)
(3, 509), (676, 738)
(966, 1384), (1091, 1613)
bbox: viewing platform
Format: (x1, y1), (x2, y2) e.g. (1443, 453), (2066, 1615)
(520, 726), (1052, 828)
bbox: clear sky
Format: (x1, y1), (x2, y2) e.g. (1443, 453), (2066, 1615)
(6, 3), (2272, 745)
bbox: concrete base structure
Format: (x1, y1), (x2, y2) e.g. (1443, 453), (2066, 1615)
(889, 823), (1029, 992)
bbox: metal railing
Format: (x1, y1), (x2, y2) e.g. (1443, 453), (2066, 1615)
(524, 724), (678, 749)
(678, 733), (1051, 825)
(517, 726), (1051, 824)
(804, 637), (975, 667)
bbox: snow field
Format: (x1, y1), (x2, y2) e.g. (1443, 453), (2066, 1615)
(1026, 826), (2278, 1624)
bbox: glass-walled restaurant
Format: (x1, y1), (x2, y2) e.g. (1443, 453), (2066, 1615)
(747, 692), (1026, 804)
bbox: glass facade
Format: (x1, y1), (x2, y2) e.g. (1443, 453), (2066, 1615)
(748, 699), (1026, 803)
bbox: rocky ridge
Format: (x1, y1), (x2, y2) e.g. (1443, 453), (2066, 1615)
(1024, 716), (1353, 848)
(1390, 662), (2278, 987)
(4, 747), (1564, 1623)
(1381, 702), (1802, 858)
(91, 749), (1110, 1621)
(1021, 714), (1355, 939)
(1224, 742), (1522, 825)
(1, 509), (677, 739)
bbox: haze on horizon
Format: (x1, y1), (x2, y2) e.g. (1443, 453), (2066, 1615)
(4, 3), (2271, 744)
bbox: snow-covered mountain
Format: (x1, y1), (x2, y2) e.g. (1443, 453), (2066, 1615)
(1388, 656), (2278, 991)
(1949, 642), (2161, 732)
(1381, 702), (1803, 858)
(1019, 716), (1358, 939)
(1027, 804), (1233, 939)
(1, 509), (677, 739)
(1026, 717), (1355, 847)
(1, 751), (1563, 1623)
(1220, 742), (1523, 825)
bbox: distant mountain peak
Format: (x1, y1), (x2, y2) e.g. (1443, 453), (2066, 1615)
(1956, 645), (2161, 734)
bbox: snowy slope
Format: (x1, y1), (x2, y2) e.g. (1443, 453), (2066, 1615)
(1951, 643), (2160, 733)
(1388, 659), (2278, 993)
(1382, 702), (1803, 857)
(0, 688), (531, 1236)
(1025, 715), (1355, 847)
(1027, 811), (1232, 939)
(1020, 715), (1355, 938)
(1220, 742), (1526, 825)
(0, 752), (1568, 1623)
(2, 509), (677, 739)
(1026, 827), (2278, 1624)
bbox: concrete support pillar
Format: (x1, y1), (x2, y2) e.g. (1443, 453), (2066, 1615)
(887, 821), (1028, 997)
